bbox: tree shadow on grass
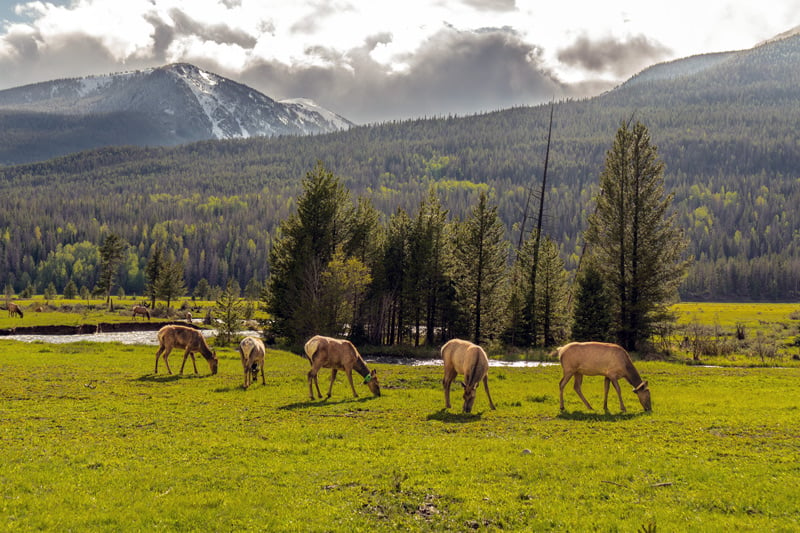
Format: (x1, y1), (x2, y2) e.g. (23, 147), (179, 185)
(279, 396), (377, 411)
(556, 409), (645, 422)
(426, 409), (484, 423)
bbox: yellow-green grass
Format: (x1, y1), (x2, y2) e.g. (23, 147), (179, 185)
(671, 302), (800, 329)
(1, 340), (798, 531)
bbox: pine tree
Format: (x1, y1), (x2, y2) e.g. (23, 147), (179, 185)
(453, 191), (508, 344)
(534, 236), (569, 346)
(215, 279), (245, 346)
(157, 258), (186, 310)
(266, 161), (351, 342)
(145, 244), (165, 308)
(585, 120), (689, 350)
(97, 233), (126, 309)
(571, 260), (613, 342)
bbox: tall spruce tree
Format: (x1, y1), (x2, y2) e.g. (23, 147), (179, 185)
(145, 244), (164, 308)
(266, 161), (350, 342)
(585, 120), (689, 351)
(453, 191), (508, 344)
(97, 233), (126, 309)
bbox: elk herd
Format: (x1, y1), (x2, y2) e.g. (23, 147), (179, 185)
(151, 324), (652, 414)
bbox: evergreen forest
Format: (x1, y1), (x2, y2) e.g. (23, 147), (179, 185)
(1, 34), (800, 305)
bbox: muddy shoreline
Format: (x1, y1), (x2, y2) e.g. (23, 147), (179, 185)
(0, 320), (199, 337)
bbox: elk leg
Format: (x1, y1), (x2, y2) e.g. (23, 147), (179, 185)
(443, 368), (457, 408)
(610, 378), (625, 413)
(573, 374), (594, 410)
(558, 372), (572, 411)
(483, 375), (496, 410)
(603, 377), (611, 412)
(260, 365), (266, 385)
(160, 347), (174, 374)
(326, 369), (338, 399)
(345, 369), (358, 398)
(180, 349), (199, 374)
(307, 370), (318, 400)
(154, 345), (165, 373)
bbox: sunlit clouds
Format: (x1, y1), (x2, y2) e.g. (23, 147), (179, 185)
(1, 0), (799, 122)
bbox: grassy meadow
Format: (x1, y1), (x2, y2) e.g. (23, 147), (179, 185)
(2, 335), (799, 531)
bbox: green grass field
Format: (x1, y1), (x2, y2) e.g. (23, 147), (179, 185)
(2, 339), (798, 531)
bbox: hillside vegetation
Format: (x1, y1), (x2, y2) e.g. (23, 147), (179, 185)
(1, 35), (799, 301)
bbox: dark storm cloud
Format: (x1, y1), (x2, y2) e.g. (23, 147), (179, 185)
(557, 34), (672, 77)
(0, 31), (152, 87)
(168, 8), (257, 48)
(236, 26), (564, 124)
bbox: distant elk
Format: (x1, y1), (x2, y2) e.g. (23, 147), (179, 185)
(238, 336), (266, 389)
(557, 341), (651, 413)
(441, 338), (496, 414)
(7, 302), (23, 318)
(154, 325), (218, 376)
(304, 335), (380, 400)
(132, 305), (151, 320)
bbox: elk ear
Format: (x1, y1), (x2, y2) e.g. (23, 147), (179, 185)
(371, 369), (377, 377)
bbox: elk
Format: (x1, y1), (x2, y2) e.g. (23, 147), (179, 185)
(132, 305), (150, 320)
(304, 335), (380, 400)
(7, 302), (23, 318)
(441, 338), (496, 414)
(238, 336), (266, 389)
(154, 325), (218, 376)
(557, 341), (651, 413)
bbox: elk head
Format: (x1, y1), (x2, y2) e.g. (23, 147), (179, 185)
(460, 381), (479, 414)
(363, 369), (381, 397)
(633, 381), (651, 411)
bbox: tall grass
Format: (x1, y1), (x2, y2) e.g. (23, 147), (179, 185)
(2, 340), (798, 531)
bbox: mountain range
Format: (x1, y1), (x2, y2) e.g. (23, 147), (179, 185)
(1, 31), (799, 301)
(0, 63), (352, 164)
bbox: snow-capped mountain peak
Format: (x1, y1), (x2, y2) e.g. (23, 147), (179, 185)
(0, 63), (353, 146)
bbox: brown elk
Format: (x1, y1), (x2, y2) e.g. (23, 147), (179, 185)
(154, 325), (218, 375)
(557, 341), (651, 413)
(304, 335), (380, 400)
(132, 305), (151, 320)
(238, 336), (266, 389)
(7, 302), (23, 318)
(441, 338), (496, 414)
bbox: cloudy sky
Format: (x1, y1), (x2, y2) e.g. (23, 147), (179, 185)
(1, 0), (799, 123)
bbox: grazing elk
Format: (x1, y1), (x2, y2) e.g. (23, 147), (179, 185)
(7, 302), (23, 318)
(154, 325), (218, 376)
(557, 341), (651, 413)
(441, 338), (496, 414)
(238, 336), (266, 389)
(132, 305), (151, 320)
(304, 335), (380, 400)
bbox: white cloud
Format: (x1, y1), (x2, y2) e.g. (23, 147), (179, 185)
(1, 0), (799, 122)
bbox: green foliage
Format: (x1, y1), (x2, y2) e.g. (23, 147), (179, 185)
(215, 280), (245, 346)
(586, 121), (689, 350)
(453, 191), (509, 344)
(1, 340), (799, 530)
(571, 261), (613, 342)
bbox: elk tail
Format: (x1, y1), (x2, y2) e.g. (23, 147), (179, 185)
(304, 337), (321, 363)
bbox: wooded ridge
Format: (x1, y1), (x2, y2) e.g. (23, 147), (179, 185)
(1, 34), (799, 301)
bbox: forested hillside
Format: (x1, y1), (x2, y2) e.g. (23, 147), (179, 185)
(1, 35), (799, 301)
